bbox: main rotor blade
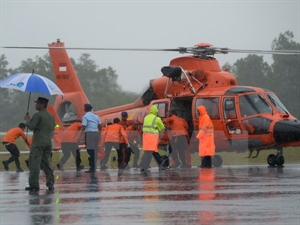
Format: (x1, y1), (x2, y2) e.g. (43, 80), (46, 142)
(2, 46), (300, 55)
(223, 48), (300, 55)
(1, 46), (179, 52)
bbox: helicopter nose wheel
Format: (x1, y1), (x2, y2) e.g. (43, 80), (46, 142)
(213, 154), (223, 167)
(267, 148), (285, 167)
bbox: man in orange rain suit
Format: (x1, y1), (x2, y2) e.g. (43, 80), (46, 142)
(97, 123), (112, 162)
(120, 111), (132, 128)
(2, 123), (30, 172)
(163, 110), (189, 168)
(119, 111), (134, 167)
(100, 118), (130, 170)
(140, 105), (166, 174)
(56, 120), (85, 171)
(196, 105), (215, 168)
(126, 120), (142, 168)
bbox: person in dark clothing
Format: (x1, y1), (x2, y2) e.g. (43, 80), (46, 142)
(24, 97), (55, 191)
(101, 118), (130, 170)
(126, 120), (142, 168)
(163, 110), (189, 168)
(57, 120), (84, 171)
(78, 103), (102, 173)
(119, 111), (133, 168)
(2, 123), (30, 172)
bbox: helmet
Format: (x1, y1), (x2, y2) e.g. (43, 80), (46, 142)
(121, 112), (128, 117)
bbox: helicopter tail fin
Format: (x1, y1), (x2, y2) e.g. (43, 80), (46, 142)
(48, 40), (89, 120)
(48, 40), (86, 94)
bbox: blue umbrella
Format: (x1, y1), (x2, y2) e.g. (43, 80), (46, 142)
(0, 71), (63, 112)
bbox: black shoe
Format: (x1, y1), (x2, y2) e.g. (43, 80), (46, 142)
(46, 187), (54, 194)
(57, 164), (64, 171)
(172, 163), (181, 168)
(76, 165), (84, 171)
(118, 164), (128, 170)
(159, 166), (169, 171)
(25, 159), (29, 169)
(85, 169), (95, 173)
(100, 166), (108, 171)
(124, 165), (131, 170)
(180, 164), (191, 168)
(25, 186), (39, 191)
(198, 164), (211, 168)
(140, 168), (150, 174)
(2, 161), (9, 171)
(118, 165), (124, 169)
(16, 168), (24, 172)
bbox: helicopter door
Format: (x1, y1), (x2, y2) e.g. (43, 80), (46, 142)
(150, 99), (170, 119)
(223, 97), (242, 134)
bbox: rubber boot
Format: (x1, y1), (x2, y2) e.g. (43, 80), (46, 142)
(15, 160), (24, 172)
(16, 168), (24, 172)
(57, 163), (64, 171)
(25, 159), (29, 169)
(2, 160), (9, 171)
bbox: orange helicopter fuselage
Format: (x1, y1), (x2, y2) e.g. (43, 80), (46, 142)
(48, 40), (300, 156)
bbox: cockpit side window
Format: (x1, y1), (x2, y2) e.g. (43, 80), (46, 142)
(223, 97), (241, 134)
(239, 94), (272, 117)
(153, 102), (168, 118)
(195, 97), (220, 119)
(267, 93), (289, 114)
(224, 98), (237, 119)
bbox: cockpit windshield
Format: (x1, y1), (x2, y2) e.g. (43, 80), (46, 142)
(267, 93), (290, 114)
(239, 94), (272, 117)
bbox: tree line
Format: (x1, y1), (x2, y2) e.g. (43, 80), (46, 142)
(0, 53), (140, 131)
(0, 31), (299, 131)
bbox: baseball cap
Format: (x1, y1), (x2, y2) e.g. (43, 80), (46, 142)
(34, 97), (49, 105)
(84, 103), (93, 111)
(121, 112), (128, 117)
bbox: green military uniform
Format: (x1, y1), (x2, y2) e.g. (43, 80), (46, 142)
(26, 108), (55, 189)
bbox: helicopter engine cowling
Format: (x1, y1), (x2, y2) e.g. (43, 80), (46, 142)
(161, 66), (182, 82)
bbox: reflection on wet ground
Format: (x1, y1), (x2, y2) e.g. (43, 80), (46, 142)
(0, 164), (299, 224)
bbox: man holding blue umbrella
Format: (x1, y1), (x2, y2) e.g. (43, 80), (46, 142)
(24, 97), (55, 192)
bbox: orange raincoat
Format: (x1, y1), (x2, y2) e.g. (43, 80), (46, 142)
(196, 106), (215, 157)
(2, 127), (30, 146)
(103, 123), (129, 144)
(163, 115), (187, 137)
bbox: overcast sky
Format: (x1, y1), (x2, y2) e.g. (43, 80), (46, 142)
(0, 0), (299, 93)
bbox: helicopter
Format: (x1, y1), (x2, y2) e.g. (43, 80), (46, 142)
(5, 39), (300, 167)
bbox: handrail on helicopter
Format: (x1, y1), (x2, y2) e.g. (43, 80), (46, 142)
(161, 66), (203, 98)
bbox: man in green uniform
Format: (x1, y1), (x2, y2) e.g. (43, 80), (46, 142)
(24, 97), (55, 191)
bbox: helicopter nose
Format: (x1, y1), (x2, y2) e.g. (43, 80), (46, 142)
(273, 120), (300, 143)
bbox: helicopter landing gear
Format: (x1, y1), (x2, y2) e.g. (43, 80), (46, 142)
(213, 154), (223, 167)
(267, 147), (285, 167)
(245, 149), (261, 158)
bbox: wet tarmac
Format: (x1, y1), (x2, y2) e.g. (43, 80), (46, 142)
(0, 164), (300, 225)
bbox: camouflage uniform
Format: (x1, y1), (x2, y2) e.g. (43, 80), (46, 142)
(26, 109), (55, 189)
